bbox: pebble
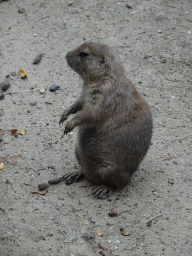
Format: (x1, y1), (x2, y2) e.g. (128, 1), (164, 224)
(90, 218), (96, 223)
(38, 183), (49, 190)
(1, 79), (10, 91)
(33, 54), (43, 64)
(0, 93), (4, 100)
(50, 84), (60, 92)
(10, 71), (18, 76)
(39, 88), (45, 94)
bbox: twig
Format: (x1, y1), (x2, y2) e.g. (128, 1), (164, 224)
(4, 88), (42, 95)
(146, 213), (162, 223)
(58, 229), (66, 238)
(164, 78), (180, 82)
(14, 0), (20, 8)
(162, 156), (177, 161)
(38, 16), (49, 21)
(76, 228), (80, 238)
(171, 134), (192, 143)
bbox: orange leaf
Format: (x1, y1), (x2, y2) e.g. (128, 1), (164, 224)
(96, 231), (104, 237)
(0, 162), (4, 170)
(120, 228), (130, 236)
(20, 129), (27, 135)
(11, 129), (18, 134)
(18, 69), (26, 76)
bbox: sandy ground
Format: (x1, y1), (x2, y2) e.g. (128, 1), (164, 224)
(0, 0), (192, 255)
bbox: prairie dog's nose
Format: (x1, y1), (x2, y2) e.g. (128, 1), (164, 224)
(65, 51), (72, 60)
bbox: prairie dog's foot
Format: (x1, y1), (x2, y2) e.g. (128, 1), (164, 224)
(64, 121), (75, 135)
(62, 171), (84, 183)
(92, 185), (113, 199)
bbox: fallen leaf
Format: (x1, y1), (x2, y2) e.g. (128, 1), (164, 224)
(96, 231), (104, 237)
(108, 209), (118, 217)
(30, 189), (48, 196)
(21, 74), (27, 79)
(18, 69), (25, 76)
(18, 8), (25, 13)
(20, 129), (27, 135)
(98, 243), (108, 250)
(0, 162), (4, 170)
(30, 101), (36, 106)
(120, 227), (130, 236)
(11, 129), (18, 134)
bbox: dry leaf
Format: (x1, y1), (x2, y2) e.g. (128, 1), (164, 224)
(96, 231), (104, 237)
(108, 209), (118, 217)
(98, 243), (108, 250)
(18, 69), (25, 76)
(21, 74), (27, 79)
(120, 228), (130, 236)
(20, 129), (27, 135)
(30, 101), (36, 106)
(0, 162), (4, 170)
(11, 129), (18, 134)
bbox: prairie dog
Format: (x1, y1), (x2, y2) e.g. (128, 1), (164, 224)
(60, 42), (153, 198)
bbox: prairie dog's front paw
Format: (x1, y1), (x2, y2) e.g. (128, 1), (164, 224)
(64, 122), (74, 134)
(59, 113), (67, 125)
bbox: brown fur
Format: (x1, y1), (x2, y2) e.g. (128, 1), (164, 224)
(60, 42), (153, 191)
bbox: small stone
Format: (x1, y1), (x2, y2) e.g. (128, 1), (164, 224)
(50, 84), (60, 92)
(90, 218), (96, 223)
(33, 54), (43, 64)
(10, 71), (18, 76)
(38, 183), (49, 191)
(126, 3), (133, 9)
(0, 93), (4, 100)
(39, 88), (45, 94)
(1, 80), (10, 91)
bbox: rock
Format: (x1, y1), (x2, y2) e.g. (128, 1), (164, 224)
(39, 88), (45, 94)
(90, 218), (96, 223)
(33, 54), (43, 64)
(0, 93), (4, 100)
(10, 71), (18, 76)
(1, 80), (10, 91)
(50, 84), (60, 92)
(38, 183), (49, 190)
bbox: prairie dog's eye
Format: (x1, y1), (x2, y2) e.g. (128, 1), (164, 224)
(79, 50), (89, 57)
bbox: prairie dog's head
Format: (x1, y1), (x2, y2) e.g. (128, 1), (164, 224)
(65, 42), (124, 83)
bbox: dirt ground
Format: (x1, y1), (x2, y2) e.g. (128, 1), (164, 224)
(0, 0), (192, 255)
